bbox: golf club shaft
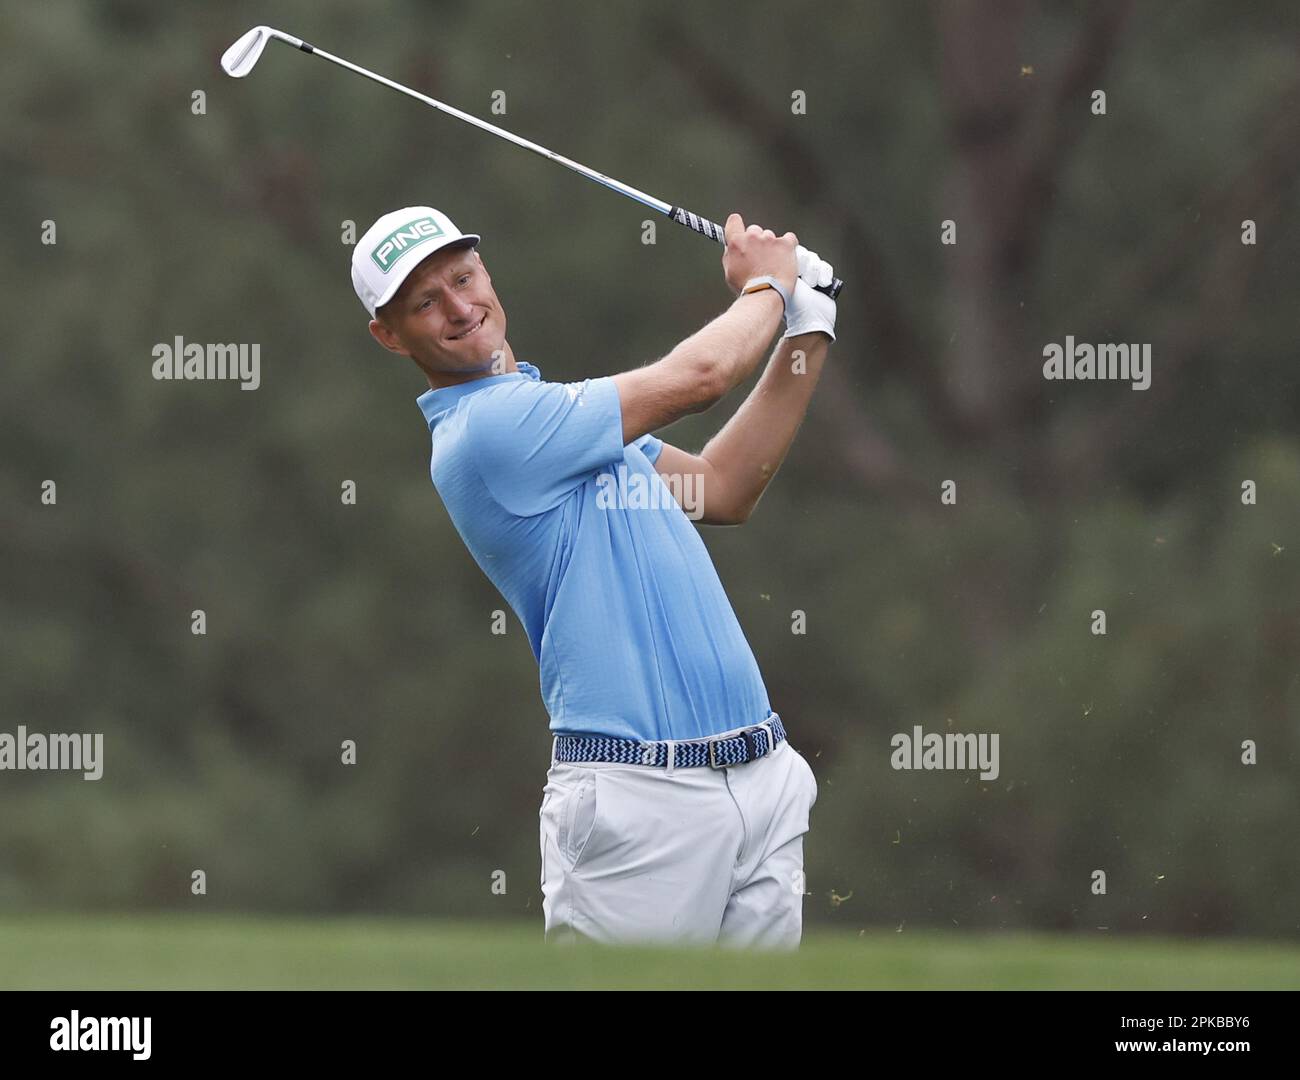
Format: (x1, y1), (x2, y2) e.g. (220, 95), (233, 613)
(284, 35), (844, 300)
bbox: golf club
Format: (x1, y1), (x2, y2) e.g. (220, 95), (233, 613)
(220, 25), (844, 300)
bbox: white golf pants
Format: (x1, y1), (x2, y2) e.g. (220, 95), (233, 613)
(539, 723), (819, 949)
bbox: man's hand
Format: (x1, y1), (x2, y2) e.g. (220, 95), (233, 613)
(722, 213), (799, 297)
(794, 245), (835, 291)
(783, 279), (837, 341)
(784, 245), (837, 340)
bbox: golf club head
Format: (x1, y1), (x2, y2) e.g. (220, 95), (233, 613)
(221, 26), (304, 78)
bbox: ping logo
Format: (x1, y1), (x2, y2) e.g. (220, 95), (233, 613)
(370, 216), (446, 273)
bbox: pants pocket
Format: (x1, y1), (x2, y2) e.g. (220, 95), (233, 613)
(564, 771), (601, 869)
(540, 771), (579, 888)
(793, 748), (819, 808)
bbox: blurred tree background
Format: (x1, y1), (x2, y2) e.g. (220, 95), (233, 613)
(1, 0), (1297, 938)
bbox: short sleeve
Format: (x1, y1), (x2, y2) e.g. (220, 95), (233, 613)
(632, 432), (664, 465)
(468, 375), (627, 516)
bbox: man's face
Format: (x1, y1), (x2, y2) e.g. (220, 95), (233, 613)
(369, 244), (507, 381)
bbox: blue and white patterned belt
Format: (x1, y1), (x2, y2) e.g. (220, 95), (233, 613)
(551, 714), (787, 770)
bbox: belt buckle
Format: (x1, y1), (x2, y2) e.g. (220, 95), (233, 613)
(707, 736), (730, 769)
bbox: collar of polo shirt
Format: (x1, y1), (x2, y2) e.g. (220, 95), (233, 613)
(417, 361), (542, 429)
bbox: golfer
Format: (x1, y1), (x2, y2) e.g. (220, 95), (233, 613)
(351, 205), (836, 948)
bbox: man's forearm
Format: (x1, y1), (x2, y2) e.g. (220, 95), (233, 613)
(613, 289), (787, 443)
(672, 290), (786, 403)
(699, 332), (830, 521)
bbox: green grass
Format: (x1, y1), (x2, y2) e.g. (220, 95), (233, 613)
(1, 915), (1296, 989)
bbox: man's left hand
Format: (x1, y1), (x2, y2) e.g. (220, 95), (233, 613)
(783, 246), (837, 340)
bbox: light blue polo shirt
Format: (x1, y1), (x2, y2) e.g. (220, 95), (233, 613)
(416, 361), (773, 742)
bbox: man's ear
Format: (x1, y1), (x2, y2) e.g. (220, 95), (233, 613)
(368, 317), (411, 358)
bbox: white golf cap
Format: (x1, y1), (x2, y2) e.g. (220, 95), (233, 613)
(351, 206), (481, 318)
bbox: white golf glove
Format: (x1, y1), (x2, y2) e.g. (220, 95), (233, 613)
(783, 245), (836, 341)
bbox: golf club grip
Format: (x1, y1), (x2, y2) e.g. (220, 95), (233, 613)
(667, 206), (844, 300)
